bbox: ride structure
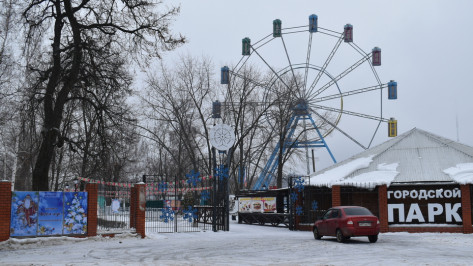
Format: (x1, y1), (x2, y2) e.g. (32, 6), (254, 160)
(221, 14), (397, 190)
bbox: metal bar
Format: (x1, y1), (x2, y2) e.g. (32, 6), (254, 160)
(312, 111), (368, 150)
(304, 32), (313, 92)
(312, 83), (388, 103)
(312, 104), (389, 122)
(307, 114), (337, 163)
(250, 44), (291, 91)
(306, 33), (344, 98)
(281, 35), (299, 91)
(309, 53), (372, 100)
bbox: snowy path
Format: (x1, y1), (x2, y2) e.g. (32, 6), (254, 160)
(1, 221), (473, 265)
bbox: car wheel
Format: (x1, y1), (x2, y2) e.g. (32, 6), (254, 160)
(336, 229), (346, 243)
(313, 227), (322, 240)
(368, 235), (378, 243)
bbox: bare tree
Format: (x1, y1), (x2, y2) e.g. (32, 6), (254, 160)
(142, 55), (217, 180)
(21, 0), (185, 190)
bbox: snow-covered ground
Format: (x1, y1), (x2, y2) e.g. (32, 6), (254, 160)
(1, 220), (473, 265)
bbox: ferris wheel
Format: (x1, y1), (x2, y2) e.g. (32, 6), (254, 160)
(220, 14), (397, 190)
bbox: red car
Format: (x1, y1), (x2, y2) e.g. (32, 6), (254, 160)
(313, 206), (380, 243)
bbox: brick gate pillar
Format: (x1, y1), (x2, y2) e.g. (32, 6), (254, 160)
(378, 185), (389, 233)
(133, 183), (146, 238)
(332, 185), (341, 207)
(86, 183), (98, 237)
(130, 186), (136, 229)
(0, 181), (12, 242)
(461, 185), (472, 234)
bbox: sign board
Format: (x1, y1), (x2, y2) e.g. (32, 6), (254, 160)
(238, 197), (276, 213)
(10, 191), (88, 237)
(387, 185), (462, 225)
(209, 124), (235, 151)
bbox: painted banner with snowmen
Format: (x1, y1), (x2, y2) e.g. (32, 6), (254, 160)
(10, 191), (88, 237)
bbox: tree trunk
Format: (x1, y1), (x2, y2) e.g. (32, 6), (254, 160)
(32, 129), (59, 191)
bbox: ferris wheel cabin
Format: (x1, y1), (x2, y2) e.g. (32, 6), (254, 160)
(388, 80), (397, 99)
(388, 118), (397, 137)
(309, 14), (318, 32)
(242, 37), (251, 56)
(221, 66), (230, 85)
(273, 19), (282, 37)
(344, 24), (353, 42)
(372, 47), (381, 66)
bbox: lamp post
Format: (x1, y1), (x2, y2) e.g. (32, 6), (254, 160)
(73, 178), (78, 192)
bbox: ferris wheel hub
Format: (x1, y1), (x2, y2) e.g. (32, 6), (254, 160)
(292, 98), (310, 115)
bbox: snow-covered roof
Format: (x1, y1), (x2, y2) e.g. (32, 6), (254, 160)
(307, 128), (473, 188)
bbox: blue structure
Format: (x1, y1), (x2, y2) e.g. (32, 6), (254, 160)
(309, 14), (318, 33)
(252, 99), (337, 190)
(388, 80), (397, 99)
(221, 66), (229, 84)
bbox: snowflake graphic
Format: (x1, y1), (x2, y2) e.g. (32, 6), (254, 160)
(186, 169), (201, 187)
(296, 205), (304, 216)
(290, 191), (298, 203)
(294, 177), (305, 192)
(215, 165), (229, 181)
(160, 206), (175, 223)
(158, 182), (168, 193)
(312, 200), (318, 211)
(183, 206), (198, 222)
(200, 190), (210, 201)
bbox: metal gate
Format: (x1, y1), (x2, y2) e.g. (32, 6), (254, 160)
(144, 172), (228, 233)
(97, 183), (132, 233)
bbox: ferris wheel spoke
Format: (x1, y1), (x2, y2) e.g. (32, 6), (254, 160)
(319, 27), (343, 35)
(312, 83), (388, 103)
(312, 111), (367, 150)
(303, 32), (314, 92)
(312, 104), (389, 122)
(280, 35), (299, 93)
(310, 53), (372, 99)
(229, 70), (271, 91)
(348, 42), (382, 85)
(306, 33), (344, 98)
(368, 121), (382, 148)
(250, 44), (292, 91)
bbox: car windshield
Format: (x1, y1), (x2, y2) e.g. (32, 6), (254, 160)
(343, 207), (373, 216)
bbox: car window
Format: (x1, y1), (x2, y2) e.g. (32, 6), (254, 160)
(343, 207), (373, 216)
(331, 209), (339, 218)
(323, 210), (332, 219)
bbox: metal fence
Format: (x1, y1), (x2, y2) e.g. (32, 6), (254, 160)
(97, 183), (132, 233)
(144, 175), (222, 233)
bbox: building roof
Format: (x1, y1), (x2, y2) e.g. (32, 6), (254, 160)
(307, 128), (473, 188)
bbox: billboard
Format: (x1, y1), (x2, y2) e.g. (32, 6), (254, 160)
(238, 197), (276, 213)
(10, 191), (88, 237)
(387, 185), (462, 225)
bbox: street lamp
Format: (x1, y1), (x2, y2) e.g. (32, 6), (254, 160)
(73, 178), (78, 192)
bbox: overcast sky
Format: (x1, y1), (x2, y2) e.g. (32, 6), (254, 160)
(159, 0), (473, 171)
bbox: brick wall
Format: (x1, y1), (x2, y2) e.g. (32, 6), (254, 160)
(378, 185), (389, 233)
(461, 184), (472, 234)
(332, 185), (340, 207)
(86, 183), (98, 237)
(0, 181), (12, 242)
(132, 183), (146, 238)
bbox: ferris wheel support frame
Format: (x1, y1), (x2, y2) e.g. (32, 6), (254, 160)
(252, 105), (337, 190)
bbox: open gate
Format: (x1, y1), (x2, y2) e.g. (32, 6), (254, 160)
(144, 173), (229, 233)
